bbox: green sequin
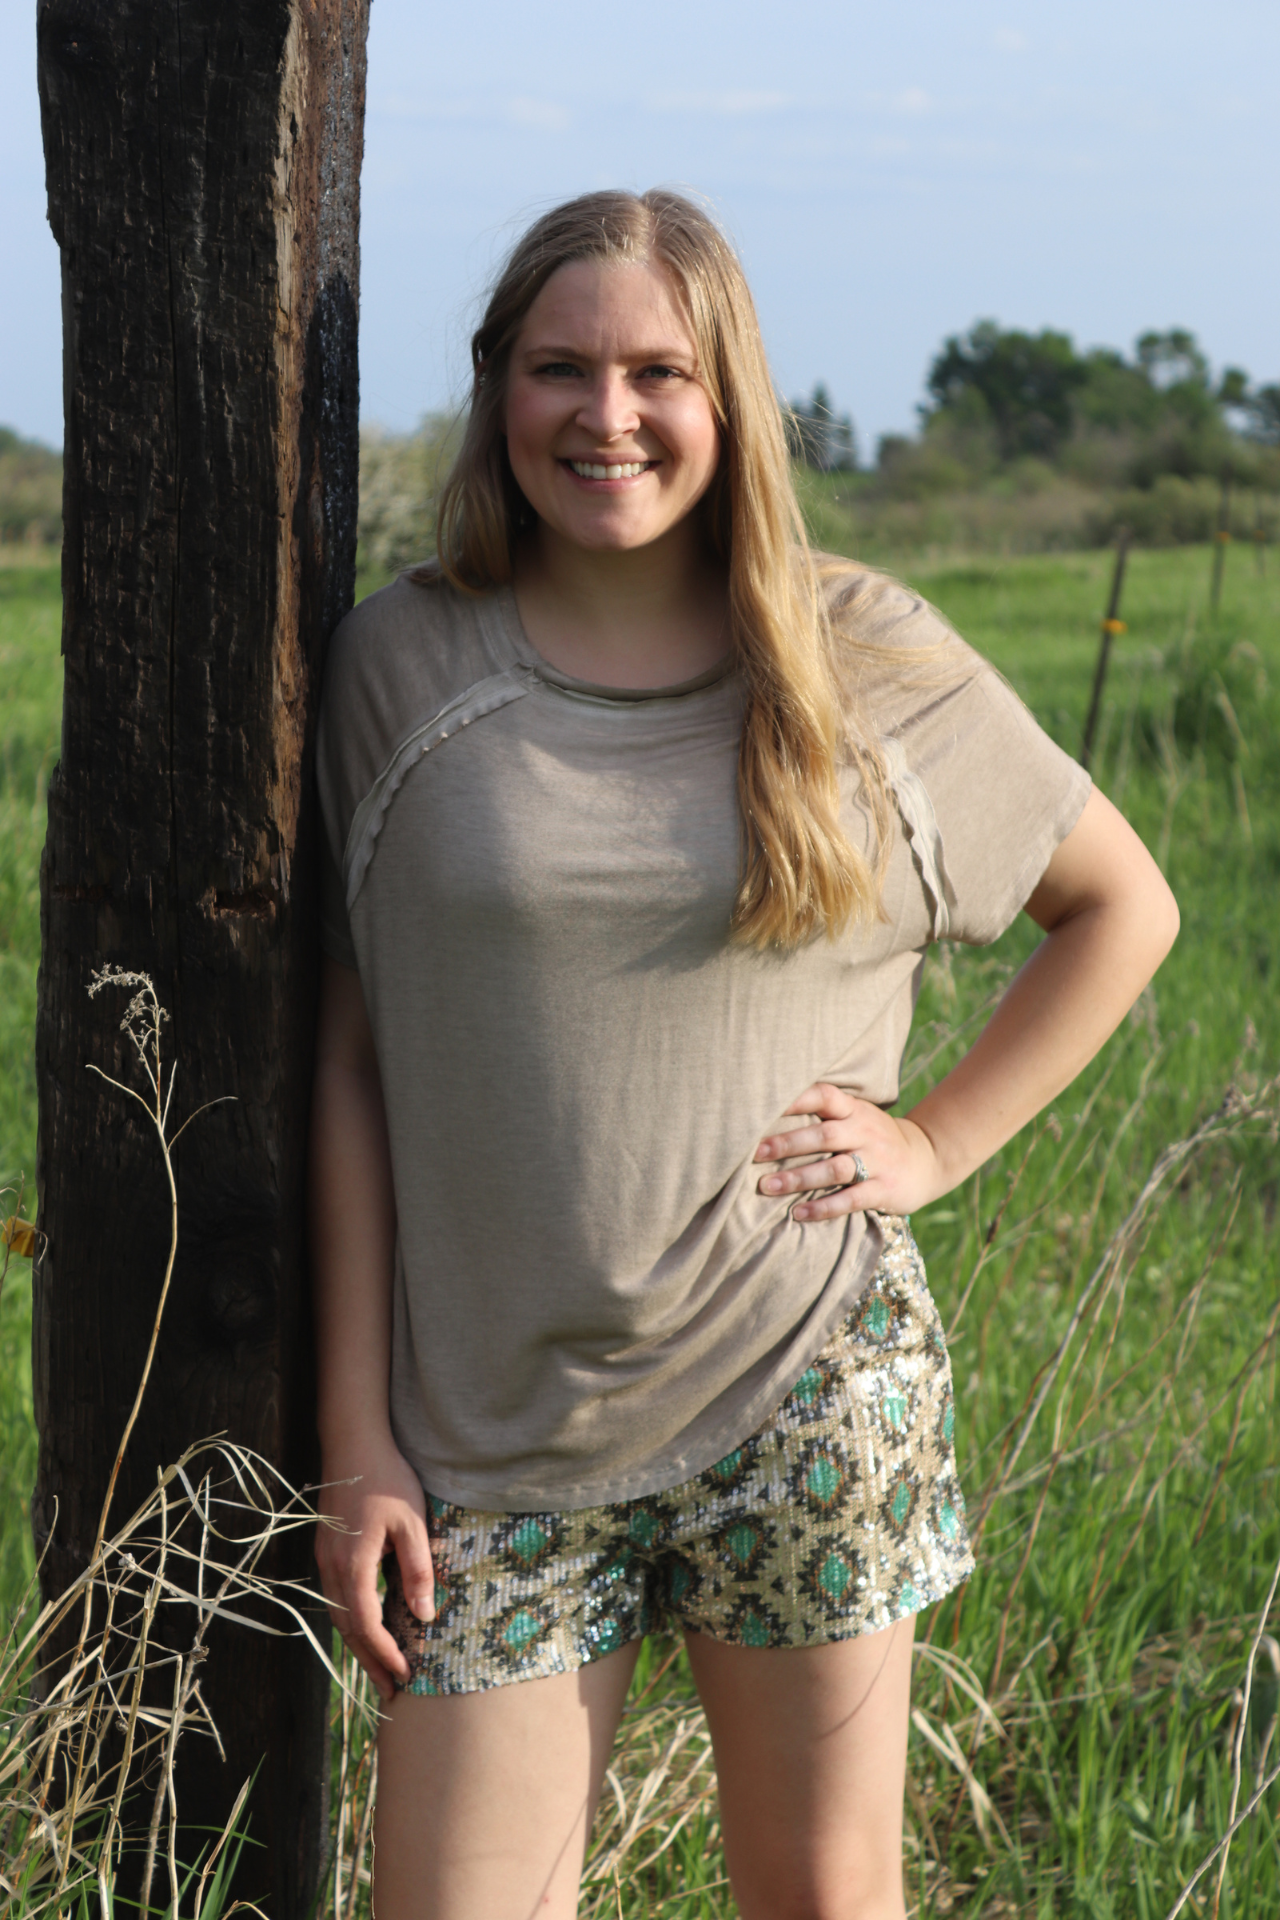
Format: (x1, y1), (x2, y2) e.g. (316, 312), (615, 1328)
(725, 1523), (759, 1567)
(864, 1297), (891, 1338)
(510, 1519), (548, 1564)
(502, 1610), (542, 1652)
(819, 1552), (852, 1599)
(792, 1366), (823, 1405)
(806, 1455), (843, 1505)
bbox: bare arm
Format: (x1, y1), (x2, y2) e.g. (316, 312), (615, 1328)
(755, 787), (1181, 1215)
(311, 956), (434, 1702)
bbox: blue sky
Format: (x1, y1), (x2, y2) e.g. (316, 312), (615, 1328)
(3, 0), (1277, 456)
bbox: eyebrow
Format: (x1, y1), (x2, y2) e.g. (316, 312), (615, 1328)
(516, 340), (698, 368)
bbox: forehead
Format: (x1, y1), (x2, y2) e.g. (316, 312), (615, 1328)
(516, 257), (696, 357)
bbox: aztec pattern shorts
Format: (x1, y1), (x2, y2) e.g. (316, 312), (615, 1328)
(384, 1215), (975, 1696)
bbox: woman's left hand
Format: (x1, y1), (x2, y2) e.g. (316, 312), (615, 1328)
(754, 1084), (941, 1221)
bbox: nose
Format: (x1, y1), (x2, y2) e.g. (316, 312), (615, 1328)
(575, 369), (640, 443)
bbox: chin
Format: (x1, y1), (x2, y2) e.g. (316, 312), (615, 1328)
(561, 516), (662, 553)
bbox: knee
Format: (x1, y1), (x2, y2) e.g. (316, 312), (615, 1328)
(733, 1869), (905, 1920)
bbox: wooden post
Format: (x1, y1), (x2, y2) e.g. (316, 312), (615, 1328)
(1210, 468), (1233, 612)
(1080, 528), (1131, 771)
(33, 2), (369, 1909)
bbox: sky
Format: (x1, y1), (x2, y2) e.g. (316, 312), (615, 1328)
(3, 0), (1278, 458)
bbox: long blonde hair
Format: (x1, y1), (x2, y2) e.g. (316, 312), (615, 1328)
(420, 188), (892, 949)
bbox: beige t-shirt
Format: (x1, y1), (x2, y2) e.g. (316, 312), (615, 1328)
(316, 565), (1091, 1510)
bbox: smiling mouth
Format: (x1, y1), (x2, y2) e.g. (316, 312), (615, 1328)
(564, 459), (655, 480)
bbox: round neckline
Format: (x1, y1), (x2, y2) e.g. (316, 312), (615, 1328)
(495, 584), (736, 705)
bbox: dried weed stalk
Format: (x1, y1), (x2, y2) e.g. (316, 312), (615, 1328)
(0, 971), (347, 1920)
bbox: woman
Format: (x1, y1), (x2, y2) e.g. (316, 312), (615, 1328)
(311, 189), (1177, 1919)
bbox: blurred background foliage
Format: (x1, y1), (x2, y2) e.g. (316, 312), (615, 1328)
(4, 320), (1278, 567)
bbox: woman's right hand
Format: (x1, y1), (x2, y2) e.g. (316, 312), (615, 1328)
(315, 1434), (436, 1704)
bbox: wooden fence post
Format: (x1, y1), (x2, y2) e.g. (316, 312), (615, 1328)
(1081, 528), (1131, 772)
(1210, 469), (1233, 612)
(33, 2), (369, 1907)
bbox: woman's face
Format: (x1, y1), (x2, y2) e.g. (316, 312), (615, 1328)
(503, 257), (721, 557)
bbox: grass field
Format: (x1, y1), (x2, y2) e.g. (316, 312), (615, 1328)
(2, 539), (1278, 1915)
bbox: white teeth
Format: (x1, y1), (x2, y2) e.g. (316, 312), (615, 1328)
(569, 460), (647, 479)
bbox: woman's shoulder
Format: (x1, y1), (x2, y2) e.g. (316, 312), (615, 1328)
(814, 553), (977, 667)
(812, 552), (989, 733)
(322, 569), (519, 719)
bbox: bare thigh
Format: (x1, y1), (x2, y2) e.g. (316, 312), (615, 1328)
(685, 1615), (915, 1920)
(373, 1642), (639, 1920)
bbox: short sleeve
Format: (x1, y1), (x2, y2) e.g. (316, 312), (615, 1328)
(829, 566), (1093, 949)
(319, 825), (358, 969)
(899, 664), (1092, 947)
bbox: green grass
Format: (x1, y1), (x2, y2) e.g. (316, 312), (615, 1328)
(0, 556), (61, 1618)
(4, 542), (1279, 1914)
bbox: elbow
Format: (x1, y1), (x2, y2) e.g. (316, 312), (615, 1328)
(1146, 874), (1181, 971)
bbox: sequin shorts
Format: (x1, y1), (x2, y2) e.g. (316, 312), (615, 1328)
(384, 1215), (974, 1696)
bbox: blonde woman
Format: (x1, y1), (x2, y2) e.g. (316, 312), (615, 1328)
(311, 190), (1177, 1919)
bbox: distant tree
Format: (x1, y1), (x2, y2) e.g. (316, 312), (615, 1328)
(0, 426), (63, 545)
(1073, 349), (1163, 433)
(1247, 385), (1280, 444)
(1217, 367), (1251, 410)
(1135, 328), (1209, 389)
(788, 384), (858, 471)
(925, 320), (1087, 460)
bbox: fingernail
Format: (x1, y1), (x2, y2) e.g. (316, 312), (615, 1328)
(761, 1177), (782, 1193)
(411, 1594), (434, 1621)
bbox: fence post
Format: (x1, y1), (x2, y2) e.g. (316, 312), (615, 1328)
(33, 2), (369, 1906)
(1210, 469), (1233, 612)
(1081, 528), (1131, 772)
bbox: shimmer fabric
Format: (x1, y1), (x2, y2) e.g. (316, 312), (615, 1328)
(382, 1216), (975, 1696)
(315, 564), (1091, 1510)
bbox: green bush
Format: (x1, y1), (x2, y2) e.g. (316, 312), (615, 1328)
(0, 428), (61, 547)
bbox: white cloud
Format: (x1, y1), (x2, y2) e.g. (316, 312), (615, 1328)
(646, 91), (793, 117)
(505, 97), (570, 131)
(370, 93), (570, 132)
(374, 94), (478, 120)
(893, 87), (931, 115)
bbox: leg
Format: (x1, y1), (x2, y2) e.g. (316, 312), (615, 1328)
(684, 1616), (915, 1920)
(373, 1641), (639, 1920)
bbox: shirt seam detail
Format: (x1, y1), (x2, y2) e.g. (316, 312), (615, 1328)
(342, 666), (539, 912)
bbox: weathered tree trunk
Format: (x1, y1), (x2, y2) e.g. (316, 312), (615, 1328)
(33, 3), (369, 1908)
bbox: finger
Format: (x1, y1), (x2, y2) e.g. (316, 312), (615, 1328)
(792, 1182), (877, 1222)
(779, 1082), (853, 1119)
(337, 1631), (400, 1707)
(390, 1519), (437, 1624)
(759, 1153), (866, 1195)
(335, 1581), (414, 1694)
(754, 1117), (854, 1163)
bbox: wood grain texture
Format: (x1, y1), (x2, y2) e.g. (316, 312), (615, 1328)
(33, 4), (369, 1907)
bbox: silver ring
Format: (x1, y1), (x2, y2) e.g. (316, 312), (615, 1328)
(850, 1153), (869, 1185)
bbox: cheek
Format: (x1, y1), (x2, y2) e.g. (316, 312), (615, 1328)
(504, 382), (561, 464)
(680, 404), (721, 487)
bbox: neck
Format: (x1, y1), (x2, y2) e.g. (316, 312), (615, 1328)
(512, 520), (729, 689)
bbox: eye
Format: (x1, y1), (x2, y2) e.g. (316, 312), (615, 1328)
(535, 360), (582, 378)
(639, 364), (683, 381)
